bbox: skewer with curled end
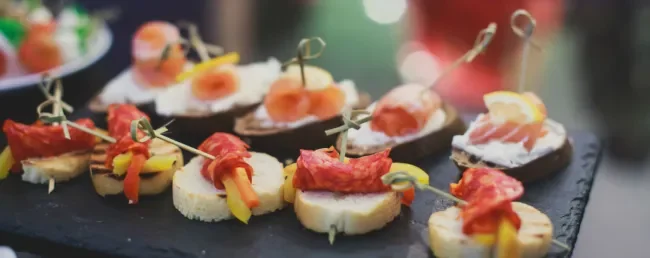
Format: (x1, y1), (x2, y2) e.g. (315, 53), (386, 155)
(380, 171), (572, 253)
(321, 109), (373, 244)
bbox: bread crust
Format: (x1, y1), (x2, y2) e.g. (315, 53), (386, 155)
(451, 138), (573, 183)
(428, 202), (552, 258)
(338, 103), (466, 163)
(293, 190), (401, 235)
(233, 92), (372, 156)
(21, 150), (91, 184)
(89, 138), (184, 197)
(173, 153), (286, 222)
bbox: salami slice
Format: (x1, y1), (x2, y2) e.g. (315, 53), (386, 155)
(293, 147), (393, 193)
(107, 104), (150, 139)
(3, 119), (97, 172)
(198, 133), (253, 189)
(450, 168), (524, 234)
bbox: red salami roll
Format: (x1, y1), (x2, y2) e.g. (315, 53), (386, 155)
(198, 133), (253, 189)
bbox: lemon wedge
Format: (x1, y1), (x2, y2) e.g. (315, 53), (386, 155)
(284, 64), (333, 91)
(176, 52), (240, 82)
(484, 91), (544, 124)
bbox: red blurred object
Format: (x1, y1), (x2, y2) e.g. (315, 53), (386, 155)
(408, 0), (564, 111)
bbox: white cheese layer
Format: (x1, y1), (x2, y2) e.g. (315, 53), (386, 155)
(347, 102), (447, 147)
(252, 79), (359, 128)
(98, 63), (194, 105)
(451, 114), (567, 168)
(155, 58), (282, 116)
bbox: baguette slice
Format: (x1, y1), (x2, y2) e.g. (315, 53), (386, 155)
(21, 150), (91, 184)
(451, 138), (573, 183)
(294, 190), (401, 235)
(89, 138), (183, 197)
(339, 103), (466, 163)
(233, 92), (372, 156)
(428, 202), (553, 258)
(173, 152), (285, 222)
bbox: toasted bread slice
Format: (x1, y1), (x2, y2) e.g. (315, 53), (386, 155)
(451, 138), (572, 183)
(21, 150), (92, 184)
(428, 202), (553, 258)
(339, 103), (465, 163)
(233, 92), (372, 156)
(89, 138), (183, 197)
(173, 152), (285, 222)
(294, 190), (401, 235)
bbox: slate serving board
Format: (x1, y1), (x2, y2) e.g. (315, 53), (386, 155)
(0, 109), (602, 258)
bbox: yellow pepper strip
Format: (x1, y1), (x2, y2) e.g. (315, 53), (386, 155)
(496, 217), (520, 258)
(389, 162), (429, 191)
(94, 128), (109, 144)
(283, 163), (297, 203)
(0, 147), (14, 180)
(223, 170), (252, 224)
(112, 152), (176, 176)
(175, 52), (240, 82)
(473, 234), (496, 246)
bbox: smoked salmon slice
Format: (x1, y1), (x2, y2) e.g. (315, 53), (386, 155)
(307, 85), (345, 120)
(370, 84), (442, 137)
(191, 66), (239, 101)
(264, 77), (311, 122)
(131, 21), (186, 88)
(468, 116), (544, 151)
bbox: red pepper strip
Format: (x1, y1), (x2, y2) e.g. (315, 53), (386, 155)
(124, 154), (146, 204)
(401, 187), (416, 206)
(231, 167), (260, 208)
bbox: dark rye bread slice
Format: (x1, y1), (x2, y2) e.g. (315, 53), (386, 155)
(336, 103), (466, 163)
(451, 137), (573, 183)
(150, 102), (260, 142)
(89, 138), (184, 197)
(233, 92), (372, 157)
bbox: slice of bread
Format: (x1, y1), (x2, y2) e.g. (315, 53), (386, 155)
(21, 150), (92, 184)
(428, 202), (553, 258)
(173, 152), (285, 222)
(339, 103), (466, 163)
(294, 190), (401, 235)
(451, 138), (572, 183)
(149, 102), (259, 142)
(233, 92), (372, 156)
(89, 138), (183, 197)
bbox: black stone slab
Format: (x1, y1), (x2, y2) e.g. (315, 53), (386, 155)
(0, 109), (602, 258)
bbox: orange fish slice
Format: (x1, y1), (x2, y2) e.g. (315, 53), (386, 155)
(307, 85), (345, 120)
(468, 116), (544, 151)
(264, 77), (310, 122)
(191, 66), (239, 101)
(370, 84), (442, 137)
(131, 21), (186, 88)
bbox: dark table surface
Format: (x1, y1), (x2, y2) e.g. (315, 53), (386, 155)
(0, 0), (646, 257)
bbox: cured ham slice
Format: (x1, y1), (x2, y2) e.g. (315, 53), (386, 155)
(371, 84), (442, 137)
(293, 147), (393, 193)
(450, 168), (524, 235)
(197, 133), (253, 190)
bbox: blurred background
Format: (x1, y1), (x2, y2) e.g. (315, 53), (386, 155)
(1, 0), (650, 257)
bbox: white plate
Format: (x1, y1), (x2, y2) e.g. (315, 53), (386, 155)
(0, 22), (113, 91)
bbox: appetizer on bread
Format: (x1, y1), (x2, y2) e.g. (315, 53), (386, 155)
(0, 118), (97, 185)
(173, 132), (285, 223)
(89, 104), (183, 204)
(283, 147), (429, 240)
(89, 21), (194, 111)
(153, 23), (282, 137)
(450, 91), (572, 182)
(428, 168), (553, 258)
(340, 83), (465, 162)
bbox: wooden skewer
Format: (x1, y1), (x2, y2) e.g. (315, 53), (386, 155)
(510, 9), (540, 93)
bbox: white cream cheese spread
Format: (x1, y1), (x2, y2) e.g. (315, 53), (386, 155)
(252, 79), (359, 128)
(155, 58), (282, 116)
(451, 114), (567, 168)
